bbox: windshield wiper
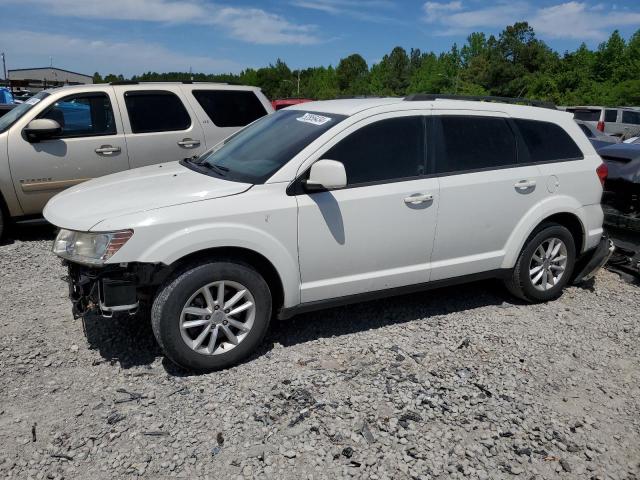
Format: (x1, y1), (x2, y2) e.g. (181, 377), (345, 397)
(201, 163), (229, 176)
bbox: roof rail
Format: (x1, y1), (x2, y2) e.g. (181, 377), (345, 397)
(403, 93), (557, 109)
(335, 95), (398, 99)
(109, 81), (139, 85)
(182, 81), (229, 85)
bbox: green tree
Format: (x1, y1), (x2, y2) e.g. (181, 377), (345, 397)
(336, 54), (368, 94)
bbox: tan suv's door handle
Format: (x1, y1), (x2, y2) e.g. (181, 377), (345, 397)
(95, 145), (121, 155)
(177, 138), (201, 148)
(404, 193), (433, 205)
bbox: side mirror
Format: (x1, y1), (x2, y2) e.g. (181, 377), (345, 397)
(24, 119), (62, 143)
(304, 159), (347, 192)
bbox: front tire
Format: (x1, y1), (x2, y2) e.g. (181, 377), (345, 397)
(505, 223), (576, 302)
(151, 261), (272, 372)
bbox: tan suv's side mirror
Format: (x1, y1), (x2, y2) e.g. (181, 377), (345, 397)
(24, 119), (62, 143)
(304, 159), (347, 192)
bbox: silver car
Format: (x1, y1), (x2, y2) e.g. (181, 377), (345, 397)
(566, 106), (640, 137)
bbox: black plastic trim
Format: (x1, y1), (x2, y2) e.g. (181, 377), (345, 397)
(278, 269), (511, 319)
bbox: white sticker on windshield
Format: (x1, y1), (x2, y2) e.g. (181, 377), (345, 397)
(296, 113), (332, 126)
(25, 97), (41, 106)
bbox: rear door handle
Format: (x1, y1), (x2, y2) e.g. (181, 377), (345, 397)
(514, 179), (536, 190)
(404, 193), (433, 205)
(95, 145), (121, 155)
(177, 138), (201, 148)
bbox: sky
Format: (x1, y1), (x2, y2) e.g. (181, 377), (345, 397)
(1, 0), (639, 77)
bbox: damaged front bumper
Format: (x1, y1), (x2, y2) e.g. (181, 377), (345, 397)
(572, 234), (615, 284)
(63, 262), (143, 318)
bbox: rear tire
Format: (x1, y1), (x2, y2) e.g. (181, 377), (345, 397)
(504, 222), (576, 302)
(151, 261), (272, 372)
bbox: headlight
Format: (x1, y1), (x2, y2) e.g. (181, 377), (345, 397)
(53, 229), (133, 266)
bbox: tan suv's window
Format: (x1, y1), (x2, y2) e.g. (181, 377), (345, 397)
(605, 109), (617, 122)
(192, 90), (267, 127)
(622, 110), (640, 125)
(39, 93), (116, 138)
(124, 90), (191, 133)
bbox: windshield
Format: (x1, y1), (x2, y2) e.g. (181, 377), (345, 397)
(0, 91), (50, 133)
(185, 109), (346, 183)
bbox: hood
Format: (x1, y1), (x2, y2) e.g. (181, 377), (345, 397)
(43, 161), (252, 231)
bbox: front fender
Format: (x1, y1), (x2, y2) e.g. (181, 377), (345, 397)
(96, 184), (301, 307)
(114, 222), (300, 308)
(502, 195), (589, 269)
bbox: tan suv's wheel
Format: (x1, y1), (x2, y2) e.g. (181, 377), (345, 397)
(505, 223), (576, 302)
(152, 261), (272, 372)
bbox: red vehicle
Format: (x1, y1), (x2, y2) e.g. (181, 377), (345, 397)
(271, 98), (314, 110)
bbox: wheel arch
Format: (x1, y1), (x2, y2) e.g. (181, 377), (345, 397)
(503, 199), (587, 269)
(162, 246), (287, 315)
(537, 212), (584, 255)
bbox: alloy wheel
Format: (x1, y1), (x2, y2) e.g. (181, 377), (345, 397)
(529, 237), (568, 291)
(179, 280), (255, 355)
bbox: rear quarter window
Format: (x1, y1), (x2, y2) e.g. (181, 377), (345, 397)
(192, 90), (267, 127)
(514, 119), (583, 163)
(621, 110), (640, 125)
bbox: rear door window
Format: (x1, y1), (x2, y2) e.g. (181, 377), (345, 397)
(433, 116), (517, 174)
(323, 116), (426, 186)
(124, 90), (191, 133)
(192, 90), (267, 127)
(605, 109), (618, 122)
(514, 119), (583, 162)
(622, 110), (640, 125)
(39, 93), (116, 137)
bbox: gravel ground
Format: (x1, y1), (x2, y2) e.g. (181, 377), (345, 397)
(1, 226), (639, 480)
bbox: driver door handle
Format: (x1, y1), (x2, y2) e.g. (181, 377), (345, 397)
(177, 138), (201, 148)
(95, 145), (121, 155)
(404, 193), (433, 205)
(514, 179), (536, 190)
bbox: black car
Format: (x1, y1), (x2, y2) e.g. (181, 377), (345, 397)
(597, 143), (640, 225)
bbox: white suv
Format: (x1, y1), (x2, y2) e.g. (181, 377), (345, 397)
(45, 95), (612, 372)
(0, 82), (272, 236)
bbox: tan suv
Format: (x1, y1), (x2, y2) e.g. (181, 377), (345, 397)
(0, 82), (273, 237)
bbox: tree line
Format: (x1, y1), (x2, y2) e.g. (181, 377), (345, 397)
(93, 22), (640, 106)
